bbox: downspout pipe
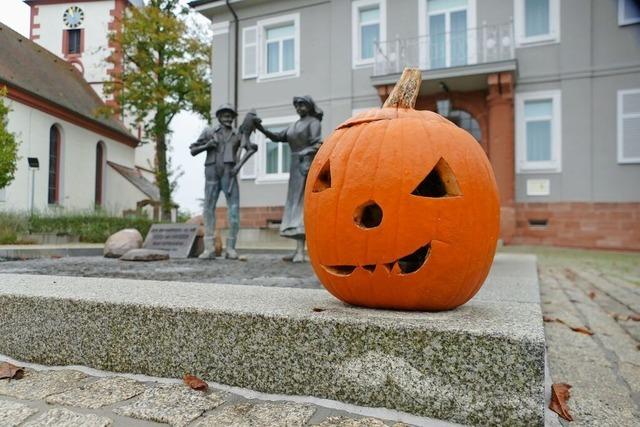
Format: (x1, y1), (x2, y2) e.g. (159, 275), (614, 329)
(225, 0), (239, 116)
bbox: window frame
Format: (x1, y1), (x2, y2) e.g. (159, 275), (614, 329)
(617, 88), (640, 164)
(256, 13), (300, 82)
(255, 115), (298, 184)
(618, 0), (640, 26)
(515, 90), (562, 173)
(514, 0), (560, 47)
(352, 0), (387, 69)
(418, 0), (477, 69)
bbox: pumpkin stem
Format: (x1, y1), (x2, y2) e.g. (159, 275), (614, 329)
(382, 68), (422, 109)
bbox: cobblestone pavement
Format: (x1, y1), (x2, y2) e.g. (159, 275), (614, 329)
(0, 365), (421, 427)
(0, 255), (321, 289)
(507, 246), (640, 426)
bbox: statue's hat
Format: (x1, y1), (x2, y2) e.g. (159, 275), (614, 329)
(215, 103), (238, 118)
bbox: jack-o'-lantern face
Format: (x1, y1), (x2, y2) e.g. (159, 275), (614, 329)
(304, 108), (500, 311)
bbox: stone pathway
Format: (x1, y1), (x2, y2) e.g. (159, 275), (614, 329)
(0, 367), (415, 427)
(532, 247), (640, 426)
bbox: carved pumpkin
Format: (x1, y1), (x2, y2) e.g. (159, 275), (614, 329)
(304, 69), (500, 311)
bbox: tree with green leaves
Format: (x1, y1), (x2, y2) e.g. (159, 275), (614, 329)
(0, 87), (20, 190)
(104, 0), (211, 219)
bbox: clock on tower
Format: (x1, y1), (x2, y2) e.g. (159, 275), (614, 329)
(63, 6), (85, 29)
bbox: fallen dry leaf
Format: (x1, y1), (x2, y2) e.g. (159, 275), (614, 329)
(183, 374), (208, 391)
(588, 291), (596, 300)
(628, 314), (640, 322)
(570, 326), (594, 336)
(550, 383), (573, 421)
(0, 362), (24, 380)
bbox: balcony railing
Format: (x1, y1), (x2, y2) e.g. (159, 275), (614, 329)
(373, 22), (515, 77)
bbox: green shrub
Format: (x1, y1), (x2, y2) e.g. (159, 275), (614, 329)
(0, 212), (29, 244)
(0, 211), (156, 244)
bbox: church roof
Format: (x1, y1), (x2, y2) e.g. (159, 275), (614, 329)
(0, 23), (138, 146)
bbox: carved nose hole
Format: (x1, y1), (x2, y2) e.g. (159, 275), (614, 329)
(354, 201), (383, 229)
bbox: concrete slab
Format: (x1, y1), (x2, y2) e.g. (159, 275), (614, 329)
(0, 254), (545, 426)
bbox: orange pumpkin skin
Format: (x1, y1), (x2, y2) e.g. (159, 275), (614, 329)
(304, 108), (500, 311)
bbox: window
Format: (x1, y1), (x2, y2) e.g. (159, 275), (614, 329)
(447, 109), (481, 141)
(618, 89), (640, 163)
(619, 0), (640, 25)
(418, 0), (476, 69)
(66, 29), (81, 54)
(95, 142), (104, 206)
(514, 0), (559, 46)
(516, 91), (562, 172)
(242, 26), (258, 79)
(352, 0), (386, 67)
(256, 14), (300, 81)
(255, 116), (297, 182)
(48, 125), (61, 204)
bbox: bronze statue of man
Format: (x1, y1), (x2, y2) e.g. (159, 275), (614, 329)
(190, 104), (257, 259)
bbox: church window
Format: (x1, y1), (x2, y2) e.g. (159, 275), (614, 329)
(67, 29), (81, 54)
(48, 126), (61, 205)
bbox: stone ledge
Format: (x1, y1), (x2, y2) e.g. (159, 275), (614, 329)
(0, 254), (544, 426)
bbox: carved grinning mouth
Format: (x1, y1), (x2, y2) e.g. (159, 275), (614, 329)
(322, 243), (431, 276)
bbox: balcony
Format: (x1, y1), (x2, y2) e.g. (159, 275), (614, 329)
(372, 22), (516, 89)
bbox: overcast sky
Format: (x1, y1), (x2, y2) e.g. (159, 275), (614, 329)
(0, 0), (207, 215)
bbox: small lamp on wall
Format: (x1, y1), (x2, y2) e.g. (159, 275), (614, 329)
(27, 157), (39, 215)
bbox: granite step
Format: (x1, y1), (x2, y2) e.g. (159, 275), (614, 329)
(0, 254), (545, 426)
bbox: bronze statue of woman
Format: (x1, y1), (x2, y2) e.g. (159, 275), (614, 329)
(256, 96), (323, 263)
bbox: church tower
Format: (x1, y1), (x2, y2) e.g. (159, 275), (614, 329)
(25, 0), (156, 176)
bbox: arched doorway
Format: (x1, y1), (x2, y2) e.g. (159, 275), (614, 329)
(48, 125), (61, 205)
(447, 109), (482, 142)
(95, 142), (105, 206)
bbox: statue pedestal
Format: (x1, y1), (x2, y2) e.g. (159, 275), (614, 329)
(0, 253), (544, 426)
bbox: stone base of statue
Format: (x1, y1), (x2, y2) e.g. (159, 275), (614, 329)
(0, 253), (545, 426)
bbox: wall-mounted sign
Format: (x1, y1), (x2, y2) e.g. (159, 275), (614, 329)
(526, 179), (550, 196)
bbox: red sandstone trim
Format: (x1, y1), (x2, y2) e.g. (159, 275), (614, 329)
(29, 5), (40, 40)
(106, 0), (127, 113)
(511, 202), (640, 251)
(3, 83), (138, 147)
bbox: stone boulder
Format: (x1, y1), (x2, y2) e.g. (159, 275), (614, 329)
(119, 248), (170, 262)
(103, 229), (143, 258)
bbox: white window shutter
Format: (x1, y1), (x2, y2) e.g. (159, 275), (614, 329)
(242, 26), (258, 79)
(240, 135), (257, 179)
(619, 89), (640, 163)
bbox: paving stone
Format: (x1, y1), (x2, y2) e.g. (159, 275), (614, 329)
(23, 407), (112, 427)
(0, 369), (86, 400)
(113, 384), (224, 427)
(313, 416), (407, 426)
(540, 268), (640, 425)
(0, 399), (38, 426)
(195, 402), (315, 426)
(45, 376), (145, 409)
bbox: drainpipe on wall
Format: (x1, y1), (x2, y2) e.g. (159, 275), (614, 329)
(225, 0), (239, 116)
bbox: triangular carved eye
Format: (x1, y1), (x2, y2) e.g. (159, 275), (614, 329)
(411, 158), (462, 198)
(312, 159), (332, 193)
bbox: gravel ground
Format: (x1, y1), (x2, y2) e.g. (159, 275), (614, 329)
(0, 254), (322, 289)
